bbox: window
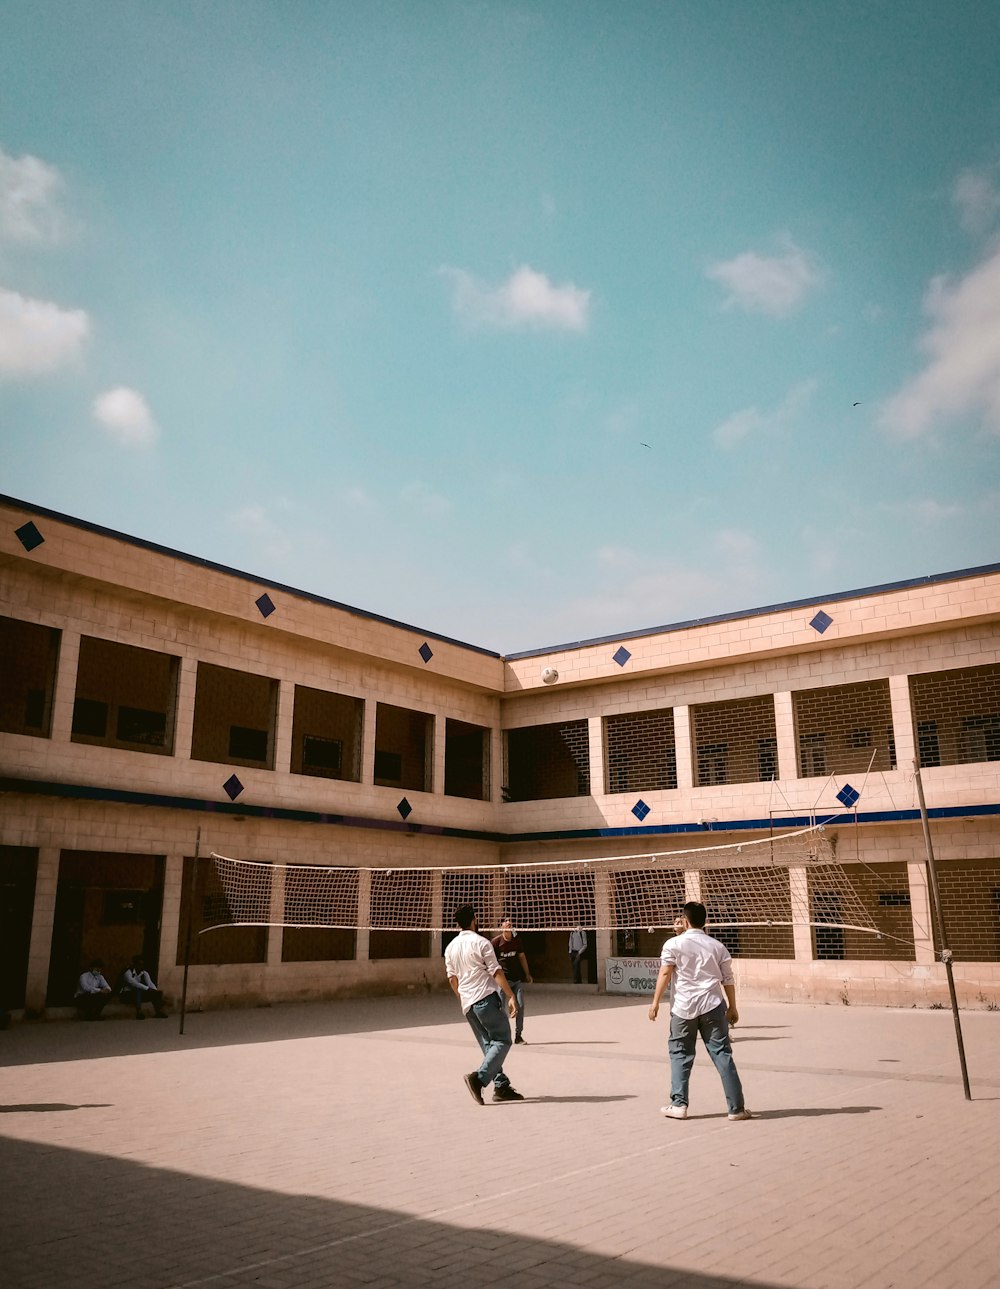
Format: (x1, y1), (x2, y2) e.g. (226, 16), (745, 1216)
(917, 721), (940, 769)
(757, 737), (777, 782)
(960, 715), (1000, 764)
(374, 703), (432, 792)
(72, 697), (108, 738)
(228, 725), (269, 762)
(373, 750), (403, 783)
(115, 706), (167, 747)
(302, 735), (342, 773)
(0, 616), (60, 739)
(697, 743), (728, 787)
(504, 720), (590, 802)
(799, 732), (827, 777)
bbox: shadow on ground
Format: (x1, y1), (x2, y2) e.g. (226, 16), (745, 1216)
(0, 1135), (789, 1289)
(0, 989), (638, 1067)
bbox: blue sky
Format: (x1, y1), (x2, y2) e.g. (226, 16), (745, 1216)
(2, 1), (998, 653)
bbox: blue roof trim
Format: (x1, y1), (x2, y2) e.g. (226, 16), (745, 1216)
(0, 492), (500, 660)
(3, 777), (998, 844)
(504, 562), (1000, 660)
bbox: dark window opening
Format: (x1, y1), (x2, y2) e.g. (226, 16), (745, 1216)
(696, 743), (728, 787)
(917, 721), (940, 769)
(757, 737), (777, 781)
(72, 697), (108, 738)
(302, 735), (342, 772)
(116, 706), (167, 747)
(229, 725), (269, 762)
(374, 750), (403, 783)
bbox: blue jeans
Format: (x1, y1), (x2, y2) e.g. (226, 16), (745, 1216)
(466, 992), (512, 1091)
(668, 1002), (745, 1114)
(509, 980), (525, 1039)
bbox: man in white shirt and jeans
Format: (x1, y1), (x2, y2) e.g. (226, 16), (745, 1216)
(445, 904), (524, 1105)
(648, 901), (752, 1121)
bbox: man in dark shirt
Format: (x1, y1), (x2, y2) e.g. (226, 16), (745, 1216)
(491, 917), (533, 1044)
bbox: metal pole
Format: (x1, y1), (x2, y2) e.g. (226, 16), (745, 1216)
(179, 826), (201, 1037)
(913, 763), (971, 1100)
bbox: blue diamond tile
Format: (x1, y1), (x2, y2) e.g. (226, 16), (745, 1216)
(632, 799), (650, 822)
(810, 610), (833, 634)
(223, 774), (244, 801)
(15, 520), (44, 552)
(397, 797), (412, 820)
(418, 642), (433, 664)
(255, 592), (276, 619)
(613, 645), (631, 667)
(836, 783), (860, 808)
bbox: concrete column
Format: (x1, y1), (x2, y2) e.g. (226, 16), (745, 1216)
(267, 863), (286, 966)
(173, 656), (198, 761)
(788, 866), (813, 961)
(907, 860), (935, 964)
(361, 701), (377, 785)
(273, 679), (295, 774)
(594, 868), (613, 990)
(356, 868), (371, 961)
(432, 713), (446, 794)
(773, 691), (797, 782)
(491, 724), (504, 803)
(889, 675), (916, 770)
(430, 868), (443, 958)
(24, 845), (60, 1014)
(588, 715), (605, 796)
(158, 851), (186, 994)
(48, 630), (80, 743)
(674, 706), (694, 789)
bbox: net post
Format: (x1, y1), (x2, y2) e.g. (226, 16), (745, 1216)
(179, 826), (201, 1037)
(913, 762), (971, 1100)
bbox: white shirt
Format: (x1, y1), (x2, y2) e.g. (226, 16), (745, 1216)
(444, 929), (503, 1013)
(124, 967), (156, 991)
(660, 929), (734, 1020)
(568, 929), (588, 953)
(76, 970), (110, 996)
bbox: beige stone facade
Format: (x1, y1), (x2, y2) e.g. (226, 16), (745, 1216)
(2, 493), (999, 1014)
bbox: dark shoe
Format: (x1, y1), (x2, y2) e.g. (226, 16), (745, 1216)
(493, 1086), (524, 1102)
(514, 1035), (526, 1044)
(464, 1071), (484, 1105)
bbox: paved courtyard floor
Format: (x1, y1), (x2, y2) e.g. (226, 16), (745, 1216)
(1, 990), (998, 1289)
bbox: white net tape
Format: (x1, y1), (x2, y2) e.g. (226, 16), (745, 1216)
(203, 825), (882, 936)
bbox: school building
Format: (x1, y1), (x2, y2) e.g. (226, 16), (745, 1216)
(2, 492), (999, 1016)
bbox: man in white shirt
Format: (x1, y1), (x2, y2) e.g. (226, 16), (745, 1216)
(123, 955), (169, 1020)
(568, 927), (588, 983)
(74, 958), (112, 1021)
(648, 902), (751, 1122)
(444, 904), (524, 1105)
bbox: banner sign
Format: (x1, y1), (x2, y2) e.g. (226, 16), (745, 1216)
(605, 956), (661, 996)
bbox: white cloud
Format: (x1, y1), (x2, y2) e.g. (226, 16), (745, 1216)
(0, 285), (89, 377)
(443, 264), (590, 331)
(227, 504), (293, 562)
(92, 386), (159, 447)
(401, 480), (451, 517)
(707, 239), (823, 317)
(0, 146), (65, 244)
(952, 165), (1000, 237)
(880, 497), (963, 522)
(880, 245), (1000, 438)
(711, 379), (816, 448)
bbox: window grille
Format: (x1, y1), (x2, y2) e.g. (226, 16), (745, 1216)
(793, 680), (895, 777)
(604, 709), (677, 794)
(910, 664), (1000, 768)
(505, 719), (591, 801)
(691, 695), (777, 787)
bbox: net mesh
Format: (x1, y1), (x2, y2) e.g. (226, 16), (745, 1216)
(204, 825), (886, 937)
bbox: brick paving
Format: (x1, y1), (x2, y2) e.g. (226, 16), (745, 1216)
(1, 991), (999, 1289)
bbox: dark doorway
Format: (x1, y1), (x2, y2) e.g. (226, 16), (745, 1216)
(46, 851), (165, 1005)
(0, 847), (38, 1010)
(813, 893), (845, 960)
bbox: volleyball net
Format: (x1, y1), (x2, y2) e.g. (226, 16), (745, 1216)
(203, 824), (886, 937)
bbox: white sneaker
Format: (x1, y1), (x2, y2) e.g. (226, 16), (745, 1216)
(727, 1109), (753, 1121)
(660, 1104), (688, 1119)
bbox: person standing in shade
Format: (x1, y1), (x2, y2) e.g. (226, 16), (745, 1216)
(445, 904), (524, 1105)
(74, 959), (113, 1021)
(648, 902), (752, 1122)
(491, 917), (533, 1044)
(568, 927), (588, 984)
(123, 955), (169, 1020)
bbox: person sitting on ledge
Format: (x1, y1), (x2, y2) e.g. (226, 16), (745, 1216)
(75, 959), (113, 1021)
(123, 956), (169, 1019)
